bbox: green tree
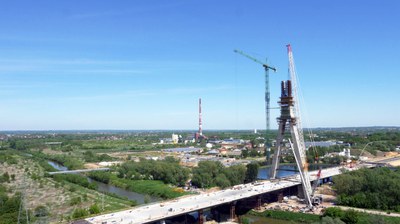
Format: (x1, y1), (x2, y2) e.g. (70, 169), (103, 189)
(241, 150), (249, 158)
(245, 163), (259, 183)
(191, 161), (224, 188)
(215, 173), (231, 189)
(223, 165), (246, 186)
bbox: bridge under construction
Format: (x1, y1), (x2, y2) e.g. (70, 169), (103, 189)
(81, 44), (380, 223)
(84, 164), (374, 224)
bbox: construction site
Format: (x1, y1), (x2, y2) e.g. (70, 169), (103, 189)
(80, 44), (400, 224)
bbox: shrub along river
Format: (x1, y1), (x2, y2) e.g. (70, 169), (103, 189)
(47, 161), (159, 204)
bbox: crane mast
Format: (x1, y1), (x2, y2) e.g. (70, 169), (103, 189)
(287, 44), (306, 158)
(234, 49), (276, 161)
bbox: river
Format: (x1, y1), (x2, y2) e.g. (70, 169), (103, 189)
(47, 161), (159, 204)
(258, 164), (333, 180)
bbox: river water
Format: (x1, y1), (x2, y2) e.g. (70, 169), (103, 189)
(47, 161), (159, 204)
(258, 164), (333, 180)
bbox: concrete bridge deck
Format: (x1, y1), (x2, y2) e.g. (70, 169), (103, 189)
(85, 166), (362, 224)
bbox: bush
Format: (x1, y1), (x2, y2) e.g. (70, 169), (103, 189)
(34, 205), (49, 217)
(0, 172), (10, 183)
(89, 204), (100, 214)
(69, 196), (82, 206)
(72, 208), (88, 219)
(341, 209), (359, 224)
(323, 207), (344, 219)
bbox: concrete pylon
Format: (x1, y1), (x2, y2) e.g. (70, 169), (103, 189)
(270, 80), (313, 208)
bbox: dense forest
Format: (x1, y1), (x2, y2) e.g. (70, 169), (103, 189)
(116, 156), (189, 186)
(333, 167), (400, 211)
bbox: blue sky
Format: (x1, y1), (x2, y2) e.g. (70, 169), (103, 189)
(0, 1), (399, 130)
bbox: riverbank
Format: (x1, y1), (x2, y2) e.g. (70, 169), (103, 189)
(0, 151), (133, 223)
(46, 159), (161, 203)
(88, 171), (188, 199)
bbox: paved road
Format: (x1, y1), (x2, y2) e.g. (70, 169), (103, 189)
(336, 206), (400, 217)
(85, 166), (352, 224)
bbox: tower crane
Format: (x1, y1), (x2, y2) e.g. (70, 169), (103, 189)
(234, 49), (277, 161)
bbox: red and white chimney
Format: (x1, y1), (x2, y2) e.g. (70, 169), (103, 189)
(199, 98), (202, 136)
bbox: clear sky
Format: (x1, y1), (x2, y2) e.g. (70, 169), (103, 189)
(0, 1), (399, 130)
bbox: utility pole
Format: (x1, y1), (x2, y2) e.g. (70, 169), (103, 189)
(17, 175), (30, 224)
(234, 49), (277, 162)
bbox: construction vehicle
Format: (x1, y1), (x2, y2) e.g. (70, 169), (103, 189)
(310, 169), (323, 205)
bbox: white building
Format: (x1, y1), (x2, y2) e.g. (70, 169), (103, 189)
(172, 134), (179, 144)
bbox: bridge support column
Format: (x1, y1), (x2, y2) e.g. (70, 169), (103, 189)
(160, 220), (166, 224)
(278, 192), (284, 203)
(297, 185), (305, 200)
(198, 209), (204, 224)
(256, 195), (262, 210)
(230, 201), (237, 221)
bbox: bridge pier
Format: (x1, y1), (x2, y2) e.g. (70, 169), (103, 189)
(230, 201), (237, 221)
(198, 209), (204, 224)
(277, 192), (284, 203)
(256, 195), (262, 210)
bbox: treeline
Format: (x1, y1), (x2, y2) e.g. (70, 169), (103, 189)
(191, 161), (258, 189)
(83, 150), (115, 163)
(333, 167), (400, 211)
(53, 174), (97, 190)
(31, 151), (84, 170)
(116, 157), (189, 186)
(88, 171), (185, 199)
(246, 206), (400, 224)
(322, 207), (400, 224)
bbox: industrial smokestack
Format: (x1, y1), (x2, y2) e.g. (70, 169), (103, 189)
(199, 98), (202, 136)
